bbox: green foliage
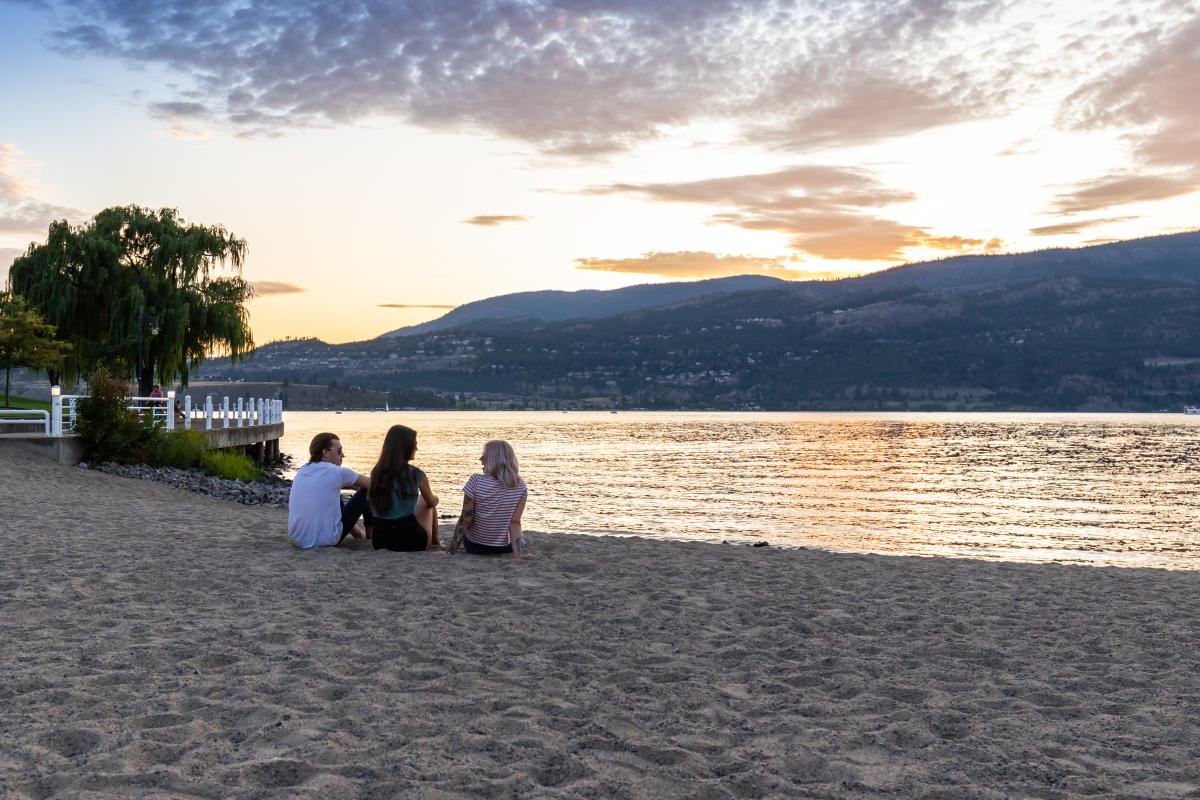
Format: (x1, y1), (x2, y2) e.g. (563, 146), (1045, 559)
(0, 292), (71, 408)
(8, 206), (253, 393)
(73, 369), (161, 463)
(202, 449), (262, 482)
(158, 428), (207, 469)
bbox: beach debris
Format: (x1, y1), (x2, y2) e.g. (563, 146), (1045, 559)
(752, 541), (769, 547)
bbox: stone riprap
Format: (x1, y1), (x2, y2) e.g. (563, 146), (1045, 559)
(80, 462), (292, 507)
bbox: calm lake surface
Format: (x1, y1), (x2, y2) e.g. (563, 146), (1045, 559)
(278, 411), (1200, 570)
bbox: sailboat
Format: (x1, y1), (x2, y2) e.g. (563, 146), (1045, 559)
(385, 401), (390, 412)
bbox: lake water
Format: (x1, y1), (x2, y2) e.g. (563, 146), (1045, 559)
(277, 411), (1200, 570)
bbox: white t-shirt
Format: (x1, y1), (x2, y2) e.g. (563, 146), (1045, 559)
(288, 461), (361, 548)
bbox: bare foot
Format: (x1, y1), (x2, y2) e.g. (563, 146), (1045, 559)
(350, 522), (367, 540)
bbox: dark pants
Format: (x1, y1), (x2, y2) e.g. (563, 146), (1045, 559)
(339, 489), (373, 542)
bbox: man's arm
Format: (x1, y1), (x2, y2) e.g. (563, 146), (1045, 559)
(348, 473), (370, 490)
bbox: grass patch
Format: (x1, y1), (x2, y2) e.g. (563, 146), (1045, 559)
(3, 395), (51, 412)
(202, 448), (262, 482)
(158, 428), (207, 469)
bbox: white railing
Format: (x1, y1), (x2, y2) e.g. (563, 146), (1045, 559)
(48, 387), (283, 437)
(0, 408), (50, 436)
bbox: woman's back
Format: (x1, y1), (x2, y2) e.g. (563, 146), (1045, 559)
(465, 473), (526, 547)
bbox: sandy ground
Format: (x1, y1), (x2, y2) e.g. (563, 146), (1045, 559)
(2, 446), (1200, 799)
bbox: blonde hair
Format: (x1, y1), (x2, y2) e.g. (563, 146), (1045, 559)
(482, 440), (522, 489)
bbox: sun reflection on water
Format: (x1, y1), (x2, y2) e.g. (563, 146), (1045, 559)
(278, 411), (1200, 570)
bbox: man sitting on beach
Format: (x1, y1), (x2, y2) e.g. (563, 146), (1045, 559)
(287, 432), (372, 548)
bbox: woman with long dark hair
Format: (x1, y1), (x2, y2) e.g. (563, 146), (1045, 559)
(368, 425), (440, 551)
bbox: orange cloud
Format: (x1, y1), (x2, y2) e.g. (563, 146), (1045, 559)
(591, 165), (993, 261)
(787, 224), (988, 261)
(461, 215), (531, 227)
(574, 251), (824, 279)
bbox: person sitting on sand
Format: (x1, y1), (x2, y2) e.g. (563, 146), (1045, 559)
(448, 440), (531, 558)
(287, 432), (371, 549)
(368, 424), (441, 552)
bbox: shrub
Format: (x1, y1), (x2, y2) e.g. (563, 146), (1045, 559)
(158, 427), (207, 469)
(202, 448), (262, 482)
(73, 369), (161, 463)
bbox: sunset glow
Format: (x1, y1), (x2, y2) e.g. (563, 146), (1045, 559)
(2, 0), (1198, 343)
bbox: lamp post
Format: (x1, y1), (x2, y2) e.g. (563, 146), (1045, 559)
(135, 305), (159, 396)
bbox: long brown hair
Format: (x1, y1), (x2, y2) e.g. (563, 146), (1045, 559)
(369, 425), (418, 514)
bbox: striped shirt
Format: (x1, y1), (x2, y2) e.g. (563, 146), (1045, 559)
(464, 473), (527, 547)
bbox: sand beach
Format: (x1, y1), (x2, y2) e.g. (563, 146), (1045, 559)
(2, 445), (1199, 799)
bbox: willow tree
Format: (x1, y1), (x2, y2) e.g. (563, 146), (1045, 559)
(8, 206), (254, 394)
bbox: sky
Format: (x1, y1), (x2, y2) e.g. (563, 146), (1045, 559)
(1, 0), (1198, 345)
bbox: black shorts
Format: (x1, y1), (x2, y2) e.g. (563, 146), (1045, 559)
(372, 515), (428, 552)
(463, 538), (513, 555)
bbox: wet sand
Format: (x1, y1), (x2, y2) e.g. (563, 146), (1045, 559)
(2, 446), (1199, 799)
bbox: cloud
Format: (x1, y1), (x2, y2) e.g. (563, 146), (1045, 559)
(461, 215), (530, 227)
(1051, 16), (1200, 213)
(1047, 173), (1199, 216)
(1059, 16), (1200, 169)
(149, 101), (218, 139)
(0, 143), (88, 236)
(746, 77), (997, 153)
(592, 165), (989, 261)
(378, 303), (456, 310)
(593, 165), (916, 208)
(574, 251), (821, 280)
(249, 280), (306, 297)
(150, 101), (212, 120)
(1029, 216), (1139, 237)
(28, 0), (1091, 156)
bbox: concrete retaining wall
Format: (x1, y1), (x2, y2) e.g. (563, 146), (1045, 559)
(0, 435), (86, 465)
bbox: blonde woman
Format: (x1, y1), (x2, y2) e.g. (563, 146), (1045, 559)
(448, 440), (531, 558)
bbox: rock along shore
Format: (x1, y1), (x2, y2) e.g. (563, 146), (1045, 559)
(80, 461), (293, 508)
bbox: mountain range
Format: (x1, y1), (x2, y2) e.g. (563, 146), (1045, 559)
(379, 231), (1200, 337)
(378, 274), (787, 337)
(212, 230), (1200, 411)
